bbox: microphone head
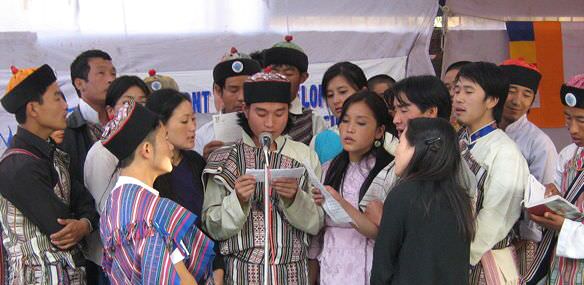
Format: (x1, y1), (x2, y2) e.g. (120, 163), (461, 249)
(259, 132), (272, 147)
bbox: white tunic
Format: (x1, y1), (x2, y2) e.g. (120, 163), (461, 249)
(505, 114), (558, 184)
(466, 128), (530, 264)
(83, 140), (120, 264)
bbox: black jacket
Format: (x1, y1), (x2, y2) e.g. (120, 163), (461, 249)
(0, 127), (99, 235)
(154, 150), (206, 215)
(61, 106), (96, 186)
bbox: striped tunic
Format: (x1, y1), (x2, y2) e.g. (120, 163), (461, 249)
(203, 134), (324, 285)
(0, 148), (84, 285)
(100, 180), (215, 284)
(548, 144), (584, 285)
(288, 109), (315, 145)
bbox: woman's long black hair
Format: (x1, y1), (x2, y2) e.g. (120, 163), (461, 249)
(323, 91), (395, 205)
(400, 117), (475, 242)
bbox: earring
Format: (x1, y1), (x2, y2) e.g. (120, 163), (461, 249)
(374, 139), (382, 148)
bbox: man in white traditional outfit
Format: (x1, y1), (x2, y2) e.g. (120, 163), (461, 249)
(452, 61), (530, 284)
(499, 58), (558, 184)
(525, 74), (584, 285)
(195, 47), (261, 159)
(202, 69), (324, 284)
(497, 58), (559, 279)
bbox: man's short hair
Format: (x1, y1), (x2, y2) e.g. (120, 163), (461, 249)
(392, 75), (452, 120)
(367, 74), (396, 90)
(70, 49), (112, 96)
(445, 61), (471, 73)
(456, 62), (509, 124)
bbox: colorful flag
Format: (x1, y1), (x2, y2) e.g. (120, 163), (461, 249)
(506, 21), (565, 128)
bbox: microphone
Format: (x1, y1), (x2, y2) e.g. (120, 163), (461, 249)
(259, 132), (272, 150)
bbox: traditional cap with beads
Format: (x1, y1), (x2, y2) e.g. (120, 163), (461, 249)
(2, 64), (57, 114)
(213, 47), (262, 85)
(561, 74), (584, 109)
(243, 67), (291, 104)
(143, 69), (179, 92)
(264, 35), (309, 73)
(101, 99), (160, 161)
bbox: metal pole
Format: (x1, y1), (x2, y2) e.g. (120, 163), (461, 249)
(263, 147), (270, 285)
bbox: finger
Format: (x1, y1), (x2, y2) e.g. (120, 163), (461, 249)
(57, 242), (76, 250)
(50, 228), (70, 240)
(273, 178), (296, 183)
(238, 175), (256, 183)
(274, 181), (296, 190)
(324, 186), (335, 192)
(52, 237), (73, 246)
(244, 185), (256, 193)
(208, 140), (225, 146)
(544, 212), (562, 221)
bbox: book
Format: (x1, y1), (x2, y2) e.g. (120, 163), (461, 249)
(526, 195), (584, 221)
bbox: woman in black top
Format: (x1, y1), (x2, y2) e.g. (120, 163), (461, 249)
(370, 118), (475, 285)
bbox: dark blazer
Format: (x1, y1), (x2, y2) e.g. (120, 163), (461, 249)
(0, 127), (99, 234)
(154, 150), (206, 216)
(61, 106), (96, 185)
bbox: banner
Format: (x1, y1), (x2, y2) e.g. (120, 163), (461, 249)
(0, 56), (406, 153)
(506, 21), (565, 128)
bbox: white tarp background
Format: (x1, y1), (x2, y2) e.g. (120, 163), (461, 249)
(0, 0), (438, 151)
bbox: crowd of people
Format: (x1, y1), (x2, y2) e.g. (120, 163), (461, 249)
(0, 35), (583, 285)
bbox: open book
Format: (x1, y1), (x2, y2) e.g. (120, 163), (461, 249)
(524, 176), (583, 220)
(526, 195), (584, 220)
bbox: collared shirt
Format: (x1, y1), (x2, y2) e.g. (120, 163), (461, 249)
(78, 99), (101, 125)
(505, 114), (558, 184)
(115, 176), (159, 196)
(290, 96), (304, 115)
(463, 121), (497, 149)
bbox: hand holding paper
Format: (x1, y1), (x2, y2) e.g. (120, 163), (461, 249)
(245, 167), (305, 183)
(304, 167), (353, 224)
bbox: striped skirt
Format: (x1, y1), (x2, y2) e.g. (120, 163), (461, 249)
(223, 255), (308, 285)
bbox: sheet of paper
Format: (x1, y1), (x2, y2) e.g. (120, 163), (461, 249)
(524, 174), (546, 207)
(305, 167), (353, 224)
(245, 167), (306, 183)
(213, 112), (242, 143)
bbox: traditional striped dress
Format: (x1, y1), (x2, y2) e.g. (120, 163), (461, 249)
(100, 178), (215, 284)
(549, 145), (584, 285)
(203, 141), (316, 285)
(0, 148), (85, 285)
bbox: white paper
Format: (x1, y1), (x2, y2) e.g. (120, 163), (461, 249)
(524, 175), (546, 207)
(213, 112), (243, 143)
(520, 174), (546, 242)
(304, 167), (353, 224)
(245, 167), (306, 183)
